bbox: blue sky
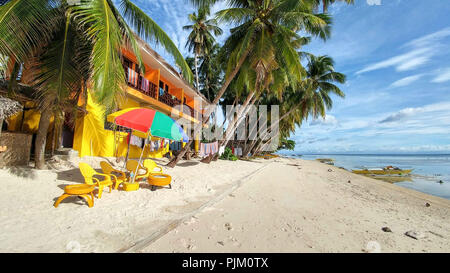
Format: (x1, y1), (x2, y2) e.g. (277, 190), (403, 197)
(126, 0), (450, 154)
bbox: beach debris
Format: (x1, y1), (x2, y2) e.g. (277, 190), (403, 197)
(187, 244), (196, 250)
(225, 222), (233, 231)
(328, 169), (333, 172)
(363, 241), (381, 253)
(381, 227), (392, 232)
(428, 231), (444, 238)
(229, 193), (235, 198)
(66, 241), (81, 253)
(438, 180), (444, 184)
(217, 241), (225, 246)
(348, 180), (351, 183)
(405, 230), (427, 240)
(425, 202), (431, 207)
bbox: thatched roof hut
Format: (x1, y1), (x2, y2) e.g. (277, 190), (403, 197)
(0, 95), (22, 120)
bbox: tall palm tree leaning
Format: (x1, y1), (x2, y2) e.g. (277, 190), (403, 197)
(167, 0), (331, 167)
(183, 7), (222, 96)
(253, 54), (346, 154)
(0, 0), (193, 169)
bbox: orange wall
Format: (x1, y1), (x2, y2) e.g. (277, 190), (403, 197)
(121, 48), (194, 105)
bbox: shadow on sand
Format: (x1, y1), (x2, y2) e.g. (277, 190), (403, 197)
(6, 166), (38, 179)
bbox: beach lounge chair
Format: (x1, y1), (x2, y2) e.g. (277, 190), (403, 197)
(147, 173), (172, 191)
(100, 161), (127, 190)
(126, 160), (148, 181)
(54, 184), (95, 208)
(142, 159), (163, 174)
(79, 163), (113, 199)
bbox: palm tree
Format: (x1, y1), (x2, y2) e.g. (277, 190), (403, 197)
(312, 0), (354, 13)
(252, 54), (346, 155)
(199, 43), (223, 101)
(0, 0), (193, 169)
(167, 0), (331, 167)
(183, 7), (222, 96)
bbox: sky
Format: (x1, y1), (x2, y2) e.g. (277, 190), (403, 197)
(123, 0), (450, 154)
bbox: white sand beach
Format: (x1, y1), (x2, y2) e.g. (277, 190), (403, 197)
(0, 156), (449, 253)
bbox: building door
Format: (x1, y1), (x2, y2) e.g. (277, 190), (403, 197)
(62, 113), (74, 148)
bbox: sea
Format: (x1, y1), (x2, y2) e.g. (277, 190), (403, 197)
(281, 153), (450, 200)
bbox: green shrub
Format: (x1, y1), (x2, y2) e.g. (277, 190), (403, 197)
(219, 147), (238, 161)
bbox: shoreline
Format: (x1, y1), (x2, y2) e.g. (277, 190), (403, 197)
(283, 154), (450, 200)
(0, 156), (449, 252)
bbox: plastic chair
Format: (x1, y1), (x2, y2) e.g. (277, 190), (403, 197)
(54, 184), (95, 208)
(100, 161), (127, 190)
(79, 163), (113, 198)
(142, 159), (163, 174)
(126, 160), (148, 181)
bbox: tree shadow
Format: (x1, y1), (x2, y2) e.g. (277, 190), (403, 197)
(139, 182), (172, 191)
(175, 161), (200, 167)
(6, 166), (38, 179)
(56, 168), (84, 183)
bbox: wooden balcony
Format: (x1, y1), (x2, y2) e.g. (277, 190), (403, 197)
(124, 67), (203, 124)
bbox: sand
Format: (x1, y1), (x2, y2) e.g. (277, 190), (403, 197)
(0, 156), (449, 253)
(141, 157), (450, 253)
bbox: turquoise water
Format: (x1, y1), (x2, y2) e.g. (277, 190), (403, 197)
(283, 153), (450, 200)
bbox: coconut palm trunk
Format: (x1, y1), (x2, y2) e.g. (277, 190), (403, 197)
(194, 52), (200, 93)
(218, 93), (256, 149)
(34, 105), (52, 169)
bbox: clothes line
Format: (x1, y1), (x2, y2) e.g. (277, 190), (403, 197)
(200, 141), (218, 157)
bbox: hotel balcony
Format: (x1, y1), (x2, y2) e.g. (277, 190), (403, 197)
(124, 66), (202, 123)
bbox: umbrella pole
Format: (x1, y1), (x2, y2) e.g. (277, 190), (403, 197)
(124, 131), (131, 169)
(113, 124), (117, 158)
(132, 133), (148, 183)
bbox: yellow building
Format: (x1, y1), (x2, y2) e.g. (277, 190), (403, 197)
(2, 39), (210, 161)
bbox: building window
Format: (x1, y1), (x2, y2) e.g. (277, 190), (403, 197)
(159, 80), (165, 96)
(123, 57), (132, 69)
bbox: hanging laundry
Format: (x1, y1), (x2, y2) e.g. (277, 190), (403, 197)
(219, 146), (225, 156)
(130, 135), (144, 148)
(200, 141), (219, 157)
(170, 141), (182, 151)
(127, 68), (138, 87)
(232, 147), (242, 156)
(141, 78), (150, 92)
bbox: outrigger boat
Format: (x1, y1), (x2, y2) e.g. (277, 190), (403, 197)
(352, 166), (412, 176)
(316, 158), (334, 165)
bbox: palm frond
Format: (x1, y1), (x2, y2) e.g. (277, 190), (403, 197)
(120, 0), (193, 83)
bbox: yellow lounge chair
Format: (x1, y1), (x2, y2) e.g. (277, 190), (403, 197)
(142, 159), (163, 175)
(126, 160), (148, 181)
(100, 161), (127, 190)
(79, 163), (113, 199)
(54, 184), (95, 208)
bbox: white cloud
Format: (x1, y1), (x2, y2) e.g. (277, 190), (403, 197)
(356, 27), (450, 75)
(390, 74), (423, 87)
(309, 115), (338, 126)
(396, 56), (429, 71)
(431, 68), (450, 83)
(356, 47), (432, 74)
(379, 101), (450, 124)
(404, 27), (450, 48)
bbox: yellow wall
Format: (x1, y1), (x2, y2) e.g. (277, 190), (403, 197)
(5, 101), (55, 151)
(73, 91), (170, 158)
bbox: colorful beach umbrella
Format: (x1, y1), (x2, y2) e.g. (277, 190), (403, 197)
(107, 107), (188, 142)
